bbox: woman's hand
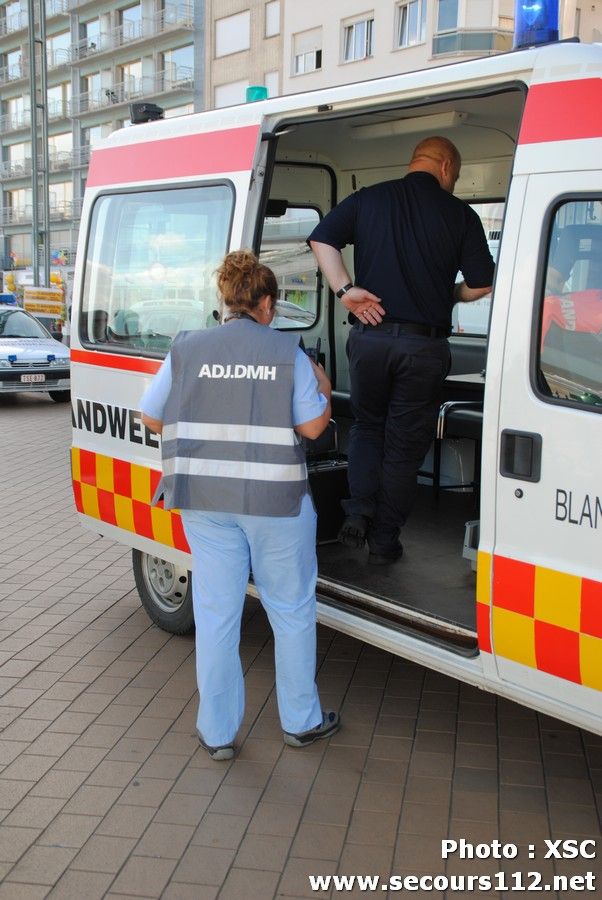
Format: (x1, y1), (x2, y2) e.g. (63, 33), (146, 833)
(340, 287), (385, 325)
(308, 358), (332, 399)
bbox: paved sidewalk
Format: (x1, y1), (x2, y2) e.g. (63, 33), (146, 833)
(0, 394), (600, 899)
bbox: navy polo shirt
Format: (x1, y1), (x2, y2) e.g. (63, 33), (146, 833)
(308, 171), (495, 328)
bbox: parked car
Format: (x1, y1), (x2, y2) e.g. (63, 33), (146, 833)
(0, 304), (70, 402)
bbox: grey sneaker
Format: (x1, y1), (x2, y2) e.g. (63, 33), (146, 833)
(196, 731), (235, 761)
(283, 710), (341, 748)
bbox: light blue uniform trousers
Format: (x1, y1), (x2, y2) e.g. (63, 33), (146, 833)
(181, 494), (323, 747)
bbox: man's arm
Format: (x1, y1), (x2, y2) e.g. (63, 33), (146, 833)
(309, 240), (385, 326)
(453, 281), (492, 303)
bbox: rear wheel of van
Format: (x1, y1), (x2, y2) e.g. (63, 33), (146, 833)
(132, 549), (194, 634)
(49, 390), (70, 403)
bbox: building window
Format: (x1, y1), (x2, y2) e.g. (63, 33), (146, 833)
(119, 3), (142, 41)
(343, 16), (374, 62)
(214, 79), (249, 108)
(46, 30), (71, 68)
(161, 44), (194, 84)
(265, 1), (280, 37)
(47, 82), (71, 119)
(82, 123), (112, 146)
(215, 10), (251, 58)
(294, 49), (322, 74)
(164, 103), (194, 118)
(292, 27), (322, 75)
(437, 0), (459, 31)
(396, 0), (426, 47)
(118, 60), (142, 94)
(264, 70), (279, 97)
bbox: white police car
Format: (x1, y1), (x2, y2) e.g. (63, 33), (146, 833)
(0, 304), (70, 402)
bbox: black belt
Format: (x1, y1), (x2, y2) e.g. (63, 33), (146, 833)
(356, 320), (450, 339)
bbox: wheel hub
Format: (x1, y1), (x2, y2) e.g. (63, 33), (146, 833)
(141, 555), (190, 614)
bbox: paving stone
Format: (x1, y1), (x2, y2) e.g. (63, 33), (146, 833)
(70, 835), (137, 873)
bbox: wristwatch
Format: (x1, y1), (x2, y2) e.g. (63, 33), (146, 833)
(336, 282), (353, 299)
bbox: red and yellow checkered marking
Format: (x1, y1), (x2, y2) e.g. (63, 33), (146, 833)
(485, 554), (602, 691)
(71, 448), (189, 553)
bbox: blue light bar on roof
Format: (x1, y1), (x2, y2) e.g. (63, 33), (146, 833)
(513, 0), (559, 49)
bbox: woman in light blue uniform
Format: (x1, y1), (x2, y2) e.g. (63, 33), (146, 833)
(141, 250), (340, 760)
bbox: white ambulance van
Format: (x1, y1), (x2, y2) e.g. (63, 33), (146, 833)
(70, 41), (602, 733)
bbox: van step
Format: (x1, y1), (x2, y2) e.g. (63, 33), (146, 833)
(315, 575), (477, 652)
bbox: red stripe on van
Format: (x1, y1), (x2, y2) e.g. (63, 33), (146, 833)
(519, 79), (602, 144)
(71, 348), (162, 375)
(86, 124), (261, 187)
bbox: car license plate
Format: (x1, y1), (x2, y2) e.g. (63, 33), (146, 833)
(20, 373), (46, 383)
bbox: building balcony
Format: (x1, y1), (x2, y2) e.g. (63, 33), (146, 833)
(46, 0), (70, 19)
(432, 28), (513, 56)
(0, 158), (32, 180)
(0, 60), (27, 85)
(71, 68), (193, 114)
(0, 148), (90, 181)
(0, 109), (31, 133)
(0, 199), (83, 226)
(0, 10), (28, 38)
(71, 5), (193, 63)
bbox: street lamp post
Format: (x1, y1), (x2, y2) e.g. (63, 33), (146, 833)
(27, 0), (51, 287)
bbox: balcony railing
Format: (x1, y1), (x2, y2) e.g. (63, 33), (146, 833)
(0, 199), (83, 226)
(0, 11), (28, 37)
(0, 109), (31, 133)
(0, 158), (31, 179)
(432, 28), (513, 56)
(0, 148), (90, 181)
(71, 68), (193, 113)
(47, 47), (72, 70)
(46, 0), (70, 17)
(71, 6), (193, 61)
(0, 60), (27, 84)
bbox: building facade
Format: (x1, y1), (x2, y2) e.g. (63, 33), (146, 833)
(204, 0), (282, 109)
(0, 0), (201, 269)
(281, 0), (599, 94)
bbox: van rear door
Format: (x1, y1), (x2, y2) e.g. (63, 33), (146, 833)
(71, 111), (267, 555)
(488, 79), (602, 730)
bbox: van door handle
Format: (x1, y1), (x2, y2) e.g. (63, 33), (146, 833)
(500, 429), (542, 482)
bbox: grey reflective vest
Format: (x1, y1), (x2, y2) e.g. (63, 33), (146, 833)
(155, 318), (309, 517)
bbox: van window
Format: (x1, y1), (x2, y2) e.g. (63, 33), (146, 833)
(259, 205), (321, 330)
(538, 199), (602, 408)
(452, 200), (503, 336)
(80, 184), (234, 354)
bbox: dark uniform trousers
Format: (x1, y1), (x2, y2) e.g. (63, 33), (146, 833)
(343, 324), (451, 554)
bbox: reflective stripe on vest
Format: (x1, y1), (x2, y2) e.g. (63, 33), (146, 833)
(162, 422), (298, 446)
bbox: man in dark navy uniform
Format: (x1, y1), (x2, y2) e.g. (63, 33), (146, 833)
(309, 136), (494, 563)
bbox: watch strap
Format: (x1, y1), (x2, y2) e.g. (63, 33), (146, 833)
(336, 282), (353, 299)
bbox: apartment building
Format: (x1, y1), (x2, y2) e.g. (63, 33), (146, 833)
(0, 0), (202, 268)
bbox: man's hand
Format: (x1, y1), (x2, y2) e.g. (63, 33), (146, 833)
(341, 287), (385, 325)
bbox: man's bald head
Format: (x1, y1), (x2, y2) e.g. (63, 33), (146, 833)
(408, 136), (461, 193)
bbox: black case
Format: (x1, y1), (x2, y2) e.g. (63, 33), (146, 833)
(308, 458), (349, 544)
(303, 419), (349, 544)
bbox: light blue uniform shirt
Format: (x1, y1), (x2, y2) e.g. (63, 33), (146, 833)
(141, 346), (327, 426)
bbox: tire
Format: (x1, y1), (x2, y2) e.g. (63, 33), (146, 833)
(132, 548), (194, 634)
(49, 390), (71, 403)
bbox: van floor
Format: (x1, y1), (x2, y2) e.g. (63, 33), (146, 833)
(316, 487), (478, 633)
